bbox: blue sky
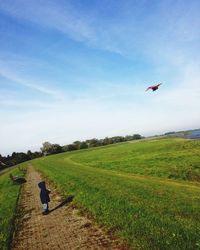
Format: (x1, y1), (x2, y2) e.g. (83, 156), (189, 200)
(0, 0), (200, 155)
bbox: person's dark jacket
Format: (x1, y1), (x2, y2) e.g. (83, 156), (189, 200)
(38, 181), (50, 204)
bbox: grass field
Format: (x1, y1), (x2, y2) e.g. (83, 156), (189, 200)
(31, 138), (200, 250)
(69, 138), (200, 181)
(0, 167), (25, 250)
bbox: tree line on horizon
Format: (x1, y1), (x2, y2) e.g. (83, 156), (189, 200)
(0, 134), (143, 171)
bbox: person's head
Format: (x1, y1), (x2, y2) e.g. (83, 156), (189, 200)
(38, 181), (46, 189)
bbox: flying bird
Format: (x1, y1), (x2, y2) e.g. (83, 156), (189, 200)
(145, 83), (162, 92)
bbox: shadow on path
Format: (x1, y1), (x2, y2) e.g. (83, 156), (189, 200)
(49, 195), (74, 213)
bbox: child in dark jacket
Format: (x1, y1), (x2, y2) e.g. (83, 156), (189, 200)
(38, 181), (51, 215)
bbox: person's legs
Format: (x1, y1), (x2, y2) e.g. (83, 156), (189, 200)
(42, 203), (48, 214)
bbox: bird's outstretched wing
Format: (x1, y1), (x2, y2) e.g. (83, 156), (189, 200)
(145, 86), (153, 91)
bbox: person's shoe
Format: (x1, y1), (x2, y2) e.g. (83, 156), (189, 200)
(42, 211), (48, 215)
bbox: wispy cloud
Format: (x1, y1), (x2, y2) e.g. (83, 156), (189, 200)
(1, 0), (200, 62)
(0, 0), (95, 43)
(0, 67), (64, 100)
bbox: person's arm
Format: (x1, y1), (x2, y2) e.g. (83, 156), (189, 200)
(47, 189), (51, 194)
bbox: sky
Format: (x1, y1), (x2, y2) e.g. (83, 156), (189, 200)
(0, 0), (200, 155)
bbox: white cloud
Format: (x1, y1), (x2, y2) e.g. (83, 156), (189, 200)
(1, 0), (200, 59)
(1, 88), (199, 155)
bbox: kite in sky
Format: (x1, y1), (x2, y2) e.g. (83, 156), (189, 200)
(145, 83), (162, 92)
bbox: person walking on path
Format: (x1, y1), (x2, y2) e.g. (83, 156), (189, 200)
(38, 181), (51, 215)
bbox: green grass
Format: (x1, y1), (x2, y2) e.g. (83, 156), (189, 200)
(31, 138), (200, 250)
(69, 138), (200, 181)
(0, 167), (25, 250)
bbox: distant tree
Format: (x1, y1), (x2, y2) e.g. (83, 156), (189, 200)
(62, 145), (69, 152)
(73, 141), (81, 145)
(51, 144), (63, 154)
(125, 135), (133, 141)
(132, 134), (142, 140)
(66, 144), (78, 151)
(31, 151), (42, 159)
(27, 150), (32, 160)
(103, 137), (111, 145)
(40, 142), (53, 155)
(0, 154), (7, 169)
(0, 149), (41, 170)
(79, 142), (88, 149)
(73, 141), (81, 149)
(40, 142), (62, 155)
(87, 138), (99, 147)
(111, 136), (125, 143)
(9, 152), (30, 165)
(97, 139), (104, 146)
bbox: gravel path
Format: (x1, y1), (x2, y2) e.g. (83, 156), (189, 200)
(11, 166), (124, 250)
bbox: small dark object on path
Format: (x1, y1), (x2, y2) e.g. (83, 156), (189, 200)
(9, 174), (26, 184)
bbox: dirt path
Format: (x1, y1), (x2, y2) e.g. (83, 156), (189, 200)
(11, 166), (124, 250)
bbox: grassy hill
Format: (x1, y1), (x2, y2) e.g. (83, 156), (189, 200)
(67, 138), (200, 181)
(30, 138), (200, 249)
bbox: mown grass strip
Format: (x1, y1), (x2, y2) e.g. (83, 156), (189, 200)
(68, 138), (200, 181)
(32, 154), (200, 250)
(0, 167), (25, 250)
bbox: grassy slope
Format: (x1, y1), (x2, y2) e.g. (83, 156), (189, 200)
(32, 138), (200, 250)
(70, 138), (200, 181)
(0, 167), (25, 250)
